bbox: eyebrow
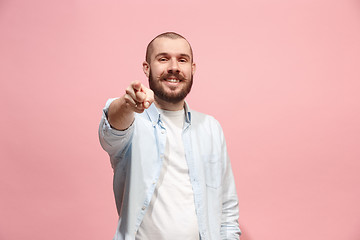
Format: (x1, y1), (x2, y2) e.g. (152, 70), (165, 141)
(154, 52), (191, 59)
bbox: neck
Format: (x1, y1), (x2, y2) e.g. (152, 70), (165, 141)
(154, 96), (185, 111)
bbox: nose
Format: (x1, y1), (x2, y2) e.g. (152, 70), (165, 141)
(167, 59), (180, 73)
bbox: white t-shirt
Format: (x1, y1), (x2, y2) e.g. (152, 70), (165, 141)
(136, 108), (199, 240)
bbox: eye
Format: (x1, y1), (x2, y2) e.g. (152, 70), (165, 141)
(179, 58), (187, 63)
(159, 57), (168, 62)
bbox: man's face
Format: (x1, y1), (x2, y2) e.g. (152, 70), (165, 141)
(145, 37), (196, 104)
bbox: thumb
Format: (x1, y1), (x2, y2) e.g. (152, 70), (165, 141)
(143, 88), (154, 109)
(143, 101), (150, 108)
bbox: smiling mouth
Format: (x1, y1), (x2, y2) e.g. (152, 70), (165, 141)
(165, 78), (180, 83)
(162, 73), (184, 83)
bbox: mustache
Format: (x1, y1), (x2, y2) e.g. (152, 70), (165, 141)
(161, 73), (185, 81)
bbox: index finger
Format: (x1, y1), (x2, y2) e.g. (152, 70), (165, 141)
(131, 81), (142, 92)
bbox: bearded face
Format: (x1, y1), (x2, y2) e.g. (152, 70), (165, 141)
(144, 37), (195, 105)
(148, 69), (193, 104)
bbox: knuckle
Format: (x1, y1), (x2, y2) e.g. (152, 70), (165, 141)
(124, 96), (135, 104)
(124, 94), (131, 101)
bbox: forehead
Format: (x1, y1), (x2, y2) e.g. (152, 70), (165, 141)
(150, 37), (192, 58)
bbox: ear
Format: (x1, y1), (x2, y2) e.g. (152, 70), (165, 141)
(192, 62), (196, 75)
(143, 61), (150, 78)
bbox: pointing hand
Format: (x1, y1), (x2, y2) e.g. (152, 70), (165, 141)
(124, 81), (154, 113)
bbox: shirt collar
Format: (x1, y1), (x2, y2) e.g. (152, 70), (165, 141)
(184, 101), (192, 123)
(146, 101), (192, 125)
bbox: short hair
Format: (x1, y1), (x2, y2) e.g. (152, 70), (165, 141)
(145, 32), (193, 63)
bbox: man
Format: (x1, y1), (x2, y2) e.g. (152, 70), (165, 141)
(99, 32), (241, 240)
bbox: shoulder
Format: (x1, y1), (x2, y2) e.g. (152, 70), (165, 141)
(190, 109), (220, 124)
(190, 109), (224, 135)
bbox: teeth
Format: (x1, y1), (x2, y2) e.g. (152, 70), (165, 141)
(166, 79), (179, 83)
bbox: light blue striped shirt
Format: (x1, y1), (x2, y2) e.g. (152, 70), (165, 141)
(99, 98), (241, 240)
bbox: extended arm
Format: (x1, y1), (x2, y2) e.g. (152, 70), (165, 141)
(99, 81), (154, 167)
(108, 81), (154, 130)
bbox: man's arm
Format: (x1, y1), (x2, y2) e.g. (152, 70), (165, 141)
(108, 81), (154, 130)
(98, 81), (154, 168)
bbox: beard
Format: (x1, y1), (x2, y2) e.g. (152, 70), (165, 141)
(148, 70), (193, 104)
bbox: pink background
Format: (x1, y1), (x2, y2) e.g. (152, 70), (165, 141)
(1, 0), (359, 239)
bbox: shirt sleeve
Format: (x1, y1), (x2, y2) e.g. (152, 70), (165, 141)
(98, 98), (134, 169)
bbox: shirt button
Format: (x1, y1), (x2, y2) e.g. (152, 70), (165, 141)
(161, 130), (165, 134)
(142, 206), (145, 210)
